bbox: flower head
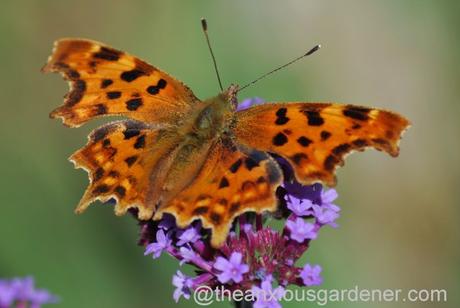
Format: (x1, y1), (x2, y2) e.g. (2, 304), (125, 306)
(237, 97), (265, 111)
(300, 264), (323, 286)
(144, 229), (171, 259)
(287, 197), (314, 216)
(0, 277), (58, 307)
(172, 271), (193, 302)
(214, 252), (249, 284)
(176, 226), (201, 246)
(286, 217), (317, 242)
(252, 276), (285, 308)
(138, 97), (344, 304)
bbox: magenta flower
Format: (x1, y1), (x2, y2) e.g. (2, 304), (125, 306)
(29, 289), (59, 308)
(0, 280), (16, 307)
(144, 229), (171, 259)
(214, 252), (249, 283)
(236, 97), (265, 111)
(172, 271), (193, 302)
(300, 264), (323, 286)
(321, 188), (338, 206)
(312, 204), (340, 227)
(179, 246), (198, 265)
(137, 97), (343, 304)
(287, 197), (314, 216)
(252, 276), (285, 308)
(176, 226), (201, 246)
(285, 218), (317, 242)
(0, 277), (58, 308)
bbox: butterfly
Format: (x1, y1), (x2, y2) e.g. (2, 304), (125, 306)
(43, 38), (409, 247)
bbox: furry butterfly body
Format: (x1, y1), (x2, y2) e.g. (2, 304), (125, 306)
(44, 39), (409, 247)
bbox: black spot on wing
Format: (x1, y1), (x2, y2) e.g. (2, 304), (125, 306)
(67, 79), (86, 106)
(343, 106), (371, 121)
(244, 157), (260, 170)
(353, 139), (369, 148)
(92, 125), (112, 142)
(332, 143), (351, 156)
(275, 108), (289, 125)
(134, 135), (145, 149)
(229, 159), (243, 173)
(291, 153), (308, 165)
(100, 79), (113, 89)
(93, 47), (121, 61)
(210, 212), (222, 224)
(126, 98), (143, 111)
(192, 207), (209, 215)
(107, 91), (121, 99)
(324, 155), (340, 172)
(304, 110), (324, 126)
(273, 132), (288, 146)
(123, 128), (140, 139)
(93, 184), (110, 194)
(94, 167), (104, 181)
(108, 170), (119, 177)
(229, 202), (241, 214)
(114, 185), (126, 197)
(320, 131), (331, 141)
(120, 69), (145, 82)
(147, 78), (167, 95)
(95, 103), (107, 115)
(219, 177), (230, 189)
(297, 136), (312, 147)
(125, 155), (138, 167)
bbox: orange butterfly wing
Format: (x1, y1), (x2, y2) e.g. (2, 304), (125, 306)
(234, 102), (410, 186)
(43, 38), (199, 127)
(155, 140), (283, 247)
(70, 120), (181, 219)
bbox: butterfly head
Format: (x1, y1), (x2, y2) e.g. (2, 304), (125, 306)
(223, 84), (239, 109)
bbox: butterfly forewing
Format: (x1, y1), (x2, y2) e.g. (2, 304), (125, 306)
(234, 102), (410, 186)
(43, 39), (199, 127)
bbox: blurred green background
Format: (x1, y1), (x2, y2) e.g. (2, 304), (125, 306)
(1, 0), (459, 307)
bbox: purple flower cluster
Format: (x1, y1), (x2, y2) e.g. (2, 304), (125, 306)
(137, 98), (341, 306)
(0, 277), (58, 308)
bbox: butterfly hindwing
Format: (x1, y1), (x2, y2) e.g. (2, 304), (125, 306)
(43, 39), (199, 127)
(234, 102), (410, 186)
(71, 120), (179, 219)
(155, 140), (283, 247)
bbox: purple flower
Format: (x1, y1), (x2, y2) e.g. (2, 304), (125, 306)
(237, 97), (265, 111)
(29, 289), (59, 308)
(300, 264), (323, 286)
(11, 276), (34, 301)
(0, 277), (58, 307)
(312, 204), (340, 227)
(287, 197), (314, 216)
(285, 218), (317, 242)
(0, 280), (16, 307)
(144, 229), (171, 259)
(214, 252), (249, 284)
(320, 188), (338, 206)
(138, 98), (346, 304)
(176, 226), (200, 246)
(172, 271), (193, 303)
(179, 246), (197, 265)
(252, 276), (285, 308)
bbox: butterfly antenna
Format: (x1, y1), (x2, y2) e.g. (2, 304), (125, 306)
(201, 18), (224, 91)
(238, 44), (321, 92)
